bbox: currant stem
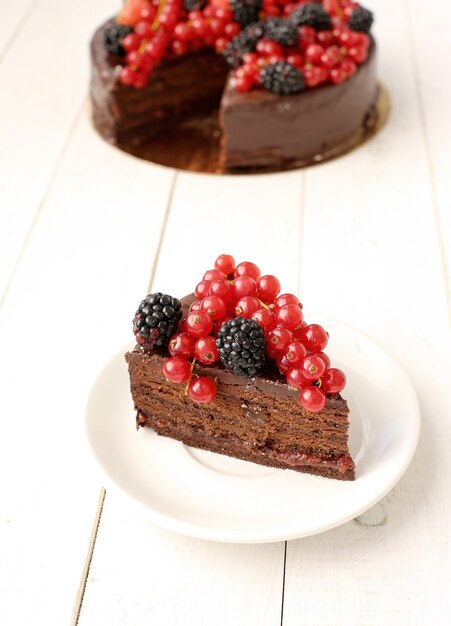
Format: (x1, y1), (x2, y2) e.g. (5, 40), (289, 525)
(184, 358), (197, 396)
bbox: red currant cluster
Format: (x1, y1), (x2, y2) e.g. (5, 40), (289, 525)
(172, 5), (240, 57)
(114, 0), (371, 91)
(233, 22), (369, 92)
(117, 0), (183, 88)
(162, 254), (346, 412)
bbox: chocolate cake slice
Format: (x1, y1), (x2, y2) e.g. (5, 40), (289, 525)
(125, 269), (355, 481)
(126, 347), (355, 480)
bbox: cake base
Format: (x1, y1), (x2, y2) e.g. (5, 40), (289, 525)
(89, 84), (388, 175)
(126, 347), (355, 481)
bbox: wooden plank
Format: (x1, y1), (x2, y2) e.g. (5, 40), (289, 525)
(78, 496), (285, 626)
(403, 0), (451, 314)
(0, 0), (114, 301)
(0, 0), (35, 61)
(282, 0), (451, 624)
(77, 169), (305, 626)
(0, 108), (175, 625)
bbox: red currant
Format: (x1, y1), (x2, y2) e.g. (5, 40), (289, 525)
(168, 332), (195, 359)
(234, 261), (261, 281)
(257, 275), (281, 302)
(286, 367), (310, 389)
(300, 386), (326, 412)
(299, 324), (328, 351)
(301, 354), (326, 380)
(185, 311), (213, 337)
(209, 278), (232, 300)
(235, 296), (260, 318)
(195, 280), (211, 299)
(299, 26), (316, 46)
(347, 45), (368, 64)
(121, 33), (141, 52)
(163, 356), (191, 384)
(202, 269), (221, 282)
(274, 293), (301, 309)
(305, 43), (325, 64)
(201, 295), (227, 320)
(252, 308), (277, 333)
(284, 342), (306, 366)
(320, 45), (341, 68)
(232, 275), (258, 299)
(317, 30), (334, 46)
(315, 351), (331, 370)
(321, 368), (346, 394)
(189, 300), (202, 312)
(276, 304), (304, 330)
(276, 354), (291, 373)
(188, 377), (217, 403)
(193, 336), (219, 364)
(268, 326), (293, 352)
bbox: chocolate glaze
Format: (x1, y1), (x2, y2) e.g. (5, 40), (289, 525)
(220, 44), (378, 169)
(90, 19), (378, 172)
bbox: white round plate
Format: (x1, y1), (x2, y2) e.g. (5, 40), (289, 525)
(85, 316), (420, 543)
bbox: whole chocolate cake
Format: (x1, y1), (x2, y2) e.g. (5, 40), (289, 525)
(125, 255), (355, 480)
(90, 0), (378, 172)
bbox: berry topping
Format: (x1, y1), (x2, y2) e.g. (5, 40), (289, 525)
(200, 295), (227, 320)
(257, 275), (281, 302)
(216, 317), (267, 377)
(223, 21), (265, 67)
(289, 3), (332, 31)
(193, 336), (220, 364)
(214, 254), (235, 276)
(276, 303), (304, 330)
(188, 377), (217, 403)
(298, 323), (328, 351)
(299, 386), (326, 412)
(133, 292), (182, 351)
(321, 367), (346, 394)
(103, 24), (134, 55)
(235, 261), (261, 281)
(163, 356), (192, 383)
(185, 310), (214, 337)
(230, 0), (263, 27)
(348, 6), (374, 34)
(140, 254), (348, 411)
(260, 61), (305, 95)
(168, 332), (195, 359)
(264, 17), (299, 47)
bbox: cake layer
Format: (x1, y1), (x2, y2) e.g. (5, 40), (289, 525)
(220, 44), (378, 170)
(126, 348), (355, 480)
(90, 19), (229, 146)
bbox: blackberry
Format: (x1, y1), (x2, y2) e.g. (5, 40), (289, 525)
(260, 61), (305, 95)
(183, 0), (207, 11)
(216, 317), (266, 377)
(289, 3), (331, 31)
(264, 17), (299, 47)
(348, 6), (374, 33)
(103, 23), (133, 56)
(230, 0), (263, 27)
(223, 21), (265, 67)
(133, 292), (182, 351)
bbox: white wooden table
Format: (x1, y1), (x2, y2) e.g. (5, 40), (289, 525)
(1, 0), (450, 624)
